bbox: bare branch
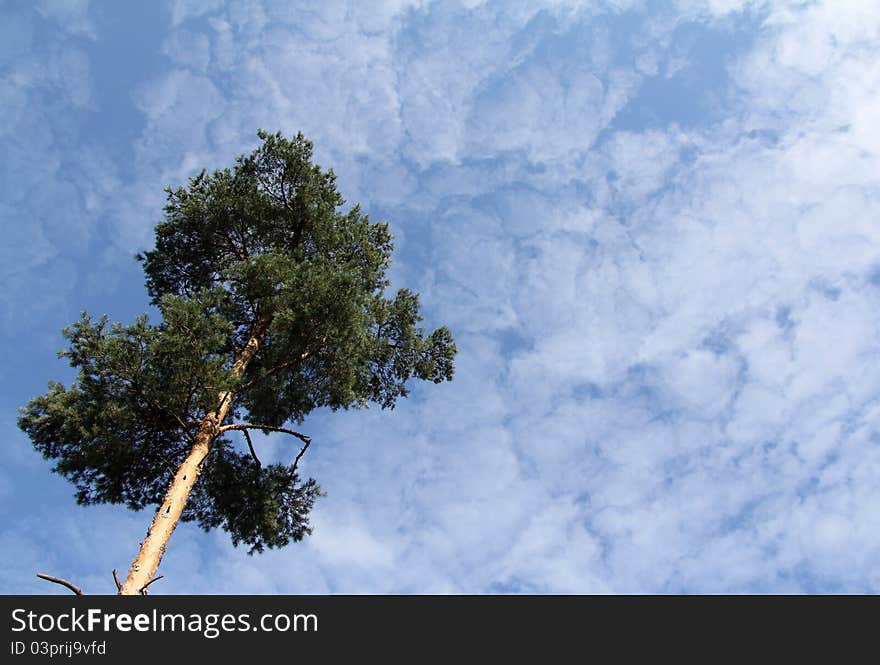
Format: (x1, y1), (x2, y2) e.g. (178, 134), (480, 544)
(243, 428), (261, 468)
(112, 569), (122, 592)
(140, 575), (164, 595)
(36, 573), (83, 595)
(292, 437), (312, 474)
(219, 423), (311, 445)
(218, 423), (313, 471)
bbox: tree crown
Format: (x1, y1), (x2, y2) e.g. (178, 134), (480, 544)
(19, 130), (456, 553)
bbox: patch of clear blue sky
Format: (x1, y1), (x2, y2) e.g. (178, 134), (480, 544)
(82, 3), (168, 176)
(609, 9), (765, 132)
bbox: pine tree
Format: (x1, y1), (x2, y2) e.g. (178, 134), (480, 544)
(19, 131), (456, 595)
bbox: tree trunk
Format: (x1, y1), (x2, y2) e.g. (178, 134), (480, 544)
(119, 316), (271, 595)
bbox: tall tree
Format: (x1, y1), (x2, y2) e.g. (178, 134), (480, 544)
(19, 131), (456, 595)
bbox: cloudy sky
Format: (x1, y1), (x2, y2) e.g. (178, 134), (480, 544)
(3, 0), (880, 594)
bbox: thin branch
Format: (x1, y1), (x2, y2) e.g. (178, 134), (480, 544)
(221, 226), (247, 260)
(292, 437), (312, 475)
(110, 349), (193, 436)
(36, 573), (83, 596)
(243, 429), (261, 468)
(151, 398), (198, 434)
(112, 569), (122, 592)
(219, 423), (311, 445)
(218, 423), (313, 471)
(235, 344), (321, 394)
(254, 170), (280, 203)
(139, 575), (164, 595)
(182, 363), (200, 423)
(231, 221), (251, 260)
(280, 162), (290, 209)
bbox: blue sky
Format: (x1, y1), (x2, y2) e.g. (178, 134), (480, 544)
(3, 0), (880, 594)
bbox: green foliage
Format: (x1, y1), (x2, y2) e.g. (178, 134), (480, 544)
(19, 130), (456, 553)
(189, 439), (321, 553)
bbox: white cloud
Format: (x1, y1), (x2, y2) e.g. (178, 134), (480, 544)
(169, 0), (226, 28)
